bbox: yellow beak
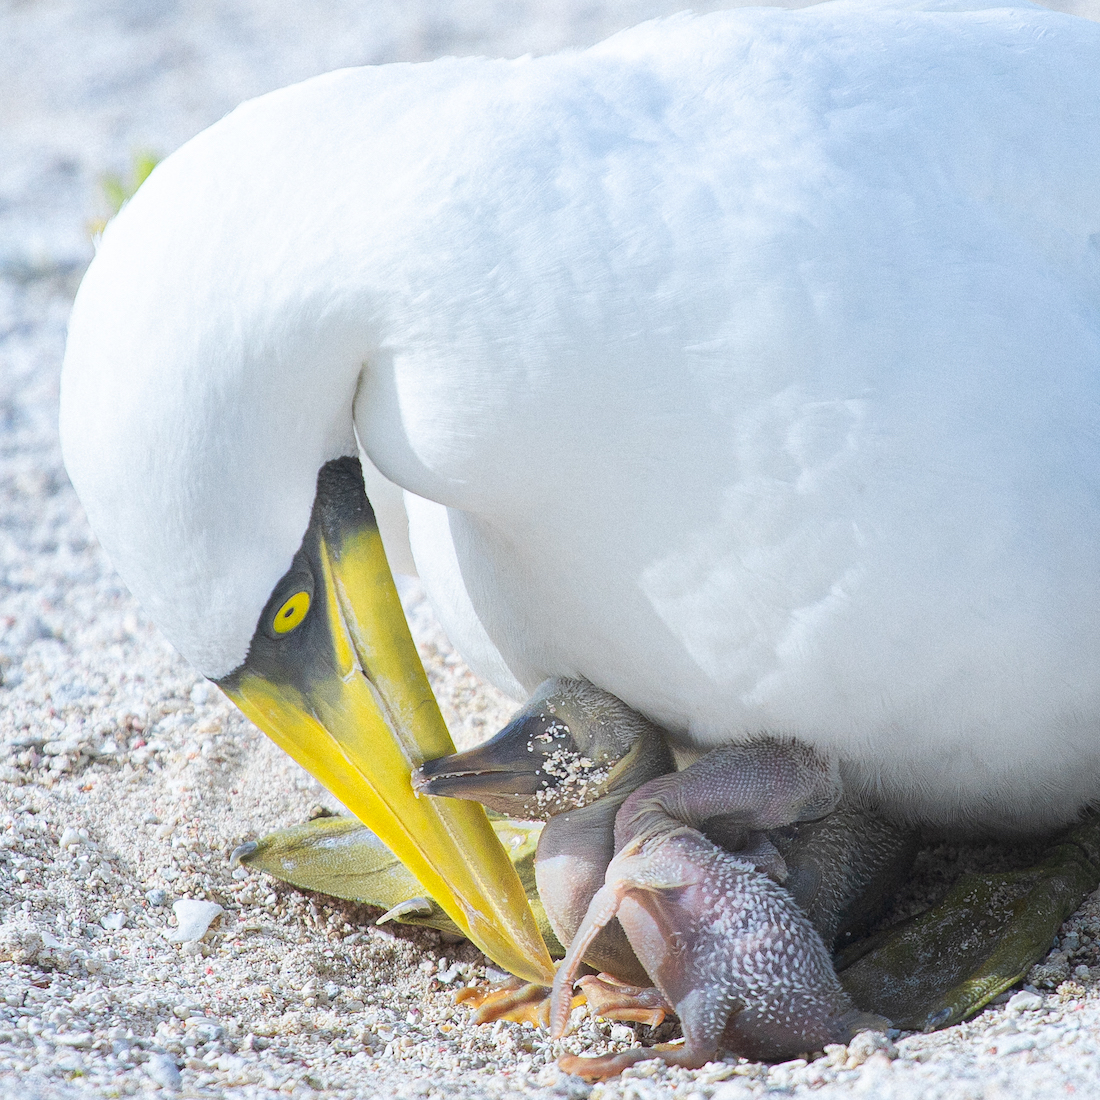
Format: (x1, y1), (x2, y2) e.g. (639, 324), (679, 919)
(219, 459), (554, 984)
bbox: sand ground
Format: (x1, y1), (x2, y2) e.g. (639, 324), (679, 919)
(4, 1), (1100, 1097)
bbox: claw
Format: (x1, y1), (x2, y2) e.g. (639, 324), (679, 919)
(376, 897), (437, 924)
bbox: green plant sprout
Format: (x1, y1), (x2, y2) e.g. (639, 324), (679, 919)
(88, 150), (160, 238)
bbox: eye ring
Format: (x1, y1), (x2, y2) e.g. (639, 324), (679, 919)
(272, 590), (311, 634)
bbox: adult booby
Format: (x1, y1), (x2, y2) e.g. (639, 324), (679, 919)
(60, 0), (1100, 987)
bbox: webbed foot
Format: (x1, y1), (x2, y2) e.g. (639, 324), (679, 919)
(233, 813), (563, 952)
(454, 977), (584, 1026)
(558, 1041), (701, 1080)
(837, 813), (1100, 1030)
(575, 973), (670, 1028)
(232, 814), (458, 927)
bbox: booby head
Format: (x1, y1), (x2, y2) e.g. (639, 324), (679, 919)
(58, 72), (555, 981)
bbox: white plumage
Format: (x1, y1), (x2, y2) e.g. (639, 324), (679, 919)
(61, 0), (1100, 833)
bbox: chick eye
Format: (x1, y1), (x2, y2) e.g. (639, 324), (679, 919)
(272, 591), (311, 634)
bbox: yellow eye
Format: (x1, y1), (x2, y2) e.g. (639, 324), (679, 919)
(272, 591), (311, 634)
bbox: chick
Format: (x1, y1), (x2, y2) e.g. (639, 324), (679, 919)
(418, 679), (904, 1072)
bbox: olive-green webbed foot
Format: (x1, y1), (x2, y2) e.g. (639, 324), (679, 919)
(232, 812), (563, 953)
(836, 813), (1100, 1031)
(232, 814), (447, 929)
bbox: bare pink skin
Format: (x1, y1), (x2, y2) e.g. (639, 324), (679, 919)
(419, 685), (903, 1073)
(551, 739), (887, 1074)
(614, 738), (844, 853)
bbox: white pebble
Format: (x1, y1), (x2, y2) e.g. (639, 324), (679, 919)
(185, 1017), (225, 1041)
(167, 899), (224, 943)
(100, 911), (127, 931)
(996, 1034), (1037, 1055)
(59, 827), (83, 850)
(146, 1052), (182, 1090)
(1006, 989), (1044, 1014)
(847, 1029), (898, 1065)
(0, 923), (42, 965)
(190, 681), (213, 706)
(712, 1084), (756, 1100)
(53, 1032), (92, 1048)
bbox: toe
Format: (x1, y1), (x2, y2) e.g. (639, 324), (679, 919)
(577, 974), (671, 1028)
(457, 980), (584, 1027)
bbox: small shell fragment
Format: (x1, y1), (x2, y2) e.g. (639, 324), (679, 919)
(166, 899), (224, 943)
